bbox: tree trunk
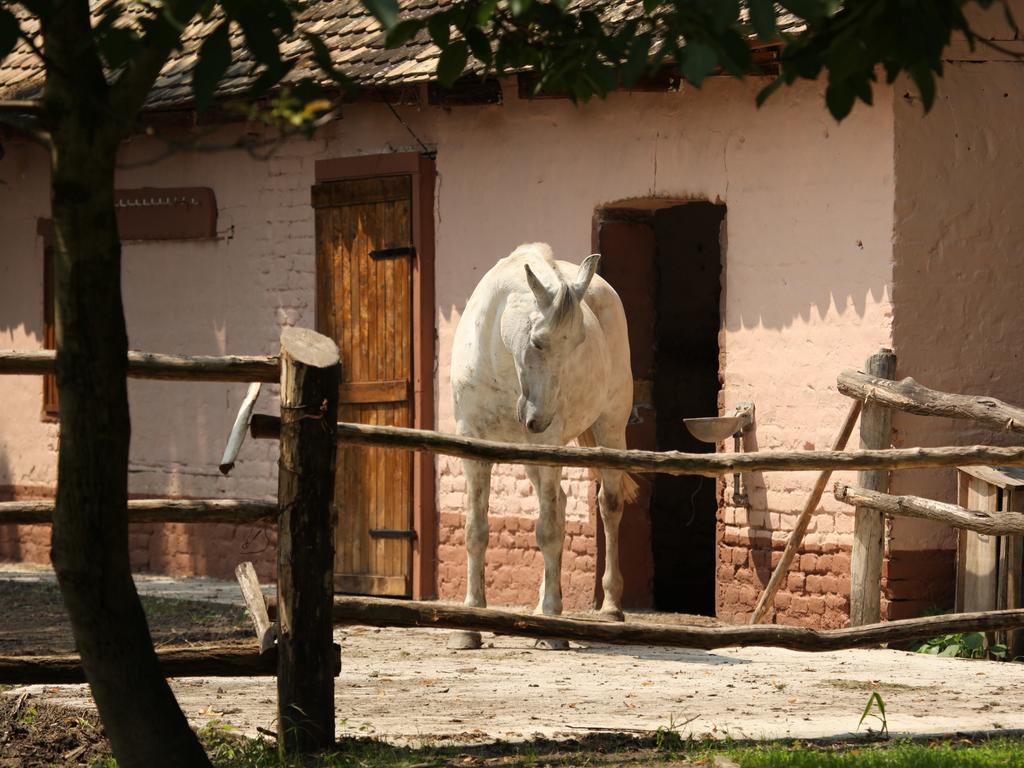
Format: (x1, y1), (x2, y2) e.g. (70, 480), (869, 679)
(43, 5), (211, 766)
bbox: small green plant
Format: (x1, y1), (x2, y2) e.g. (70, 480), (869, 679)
(911, 632), (1007, 660)
(857, 691), (889, 738)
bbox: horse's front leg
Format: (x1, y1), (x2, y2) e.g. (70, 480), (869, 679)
(448, 458), (492, 650)
(527, 464), (570, 650)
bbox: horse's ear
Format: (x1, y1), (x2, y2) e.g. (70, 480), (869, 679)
(524, 264), (553, 310)
(572, 254), (601, 301)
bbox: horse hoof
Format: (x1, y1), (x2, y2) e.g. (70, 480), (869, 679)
(447, 631), (483, 650)
(598, 608), (625, 623)
(534, 638), (570, 651)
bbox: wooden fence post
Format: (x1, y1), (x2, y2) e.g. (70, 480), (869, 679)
(277, 327), (339, 754)
(849, 348), (897, 626)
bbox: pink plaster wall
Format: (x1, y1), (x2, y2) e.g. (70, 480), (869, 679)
(886, 57), (1024, 615)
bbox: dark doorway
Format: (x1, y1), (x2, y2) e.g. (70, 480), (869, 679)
(597, 201), (724, 615)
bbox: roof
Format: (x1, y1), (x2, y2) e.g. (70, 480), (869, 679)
(0, 1), (795, 110)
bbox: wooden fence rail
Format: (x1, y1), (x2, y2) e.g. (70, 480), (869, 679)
(0, 349), (279, 382)
(265, 595), (1024, 653)
(0, 644), (280, 685)
(838, 369), (1024, 435)
(835, 483), (1024, 536)
(0, 499), (277, 525)
(250, 416), (1024, 476)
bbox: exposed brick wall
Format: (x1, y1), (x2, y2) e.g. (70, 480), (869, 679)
(436, 510), (598, 611)
(0, 486), (277, 582)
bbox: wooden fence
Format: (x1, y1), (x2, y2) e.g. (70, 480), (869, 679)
(4, 338), (1024, 752)
(0, 328), (337, 754)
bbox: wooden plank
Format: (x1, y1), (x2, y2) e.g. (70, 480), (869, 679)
(962, 478), (999, 613)
(0, 350), (279, 381)
(959, 465), (1024, 489)
(312, 178), (412, 208)
(339, 379), (409, 404)
(0, 498), (277, 525)
(1006, 488), (1024, 656)
(219, 382), (262, 475)
(333, 573), (410, 596)
(850, 349), (896, 626)
(235, 561), (277, 654)
(838, 369), (1024, 434)
(750, 399), (862, 624)
(276, 327), (340, 754)
(834, 483), (1024, 536)
(263, 595), (1024, 654)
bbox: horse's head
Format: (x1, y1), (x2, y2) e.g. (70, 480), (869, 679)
(503, 254), (600, 434)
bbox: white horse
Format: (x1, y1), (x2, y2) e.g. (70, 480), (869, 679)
(449, 242), (637, 650)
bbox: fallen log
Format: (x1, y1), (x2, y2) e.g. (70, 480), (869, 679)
(0, 498), (277, 525)
(0, 644), (277, 685)
(0, 350), (279, 382)
(266, 595), (1024, 653)
(835, 483), (1024, 536)
(251, 416), (1024, 477)
(838, 370), (1024, 434)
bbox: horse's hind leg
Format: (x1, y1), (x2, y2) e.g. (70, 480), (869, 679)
(448, 458), (492, 650)
(527, 464), (570, 650)
(591, 423), (632, 622)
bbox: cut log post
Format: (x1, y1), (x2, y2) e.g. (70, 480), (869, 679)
(0, 498), (277, 525)
(0, 349), (280, 382)
(750, 399), (862, 624)
(835, 483), (1024, 536)
(266, 595), (1024, 653)
(850, 349), (897, 627)
(0, 644), (279, 685)
(838, 369), (1024, 434)
(220, 382), (263, 475)
(235, 561), (277, 654)
(276, 327), (339, 755)
(250, 414), (1024, 476)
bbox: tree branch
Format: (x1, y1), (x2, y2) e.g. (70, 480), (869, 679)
(108, 0), (206, 125)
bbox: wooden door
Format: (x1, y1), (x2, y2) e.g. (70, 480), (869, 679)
(314, 175), (414, 597)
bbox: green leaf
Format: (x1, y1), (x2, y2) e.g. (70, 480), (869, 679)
(824, 81), (855, 120)
(364, 0), (399, 29)
(963, 632), (985, 651)
(621, 32), (652, 86)
(711, 0), (740, 32)
(748, 0), (777, 41)
(385, 19), (424, 47)
(680, 41), (718, 86)
(427, 16), (450, 48)
(192, 21), (232, 112)
(465, 27), (492, 65)
(780, 0), (828, 22)
(476, 0), (499, 26)
(939, 645), (960, 657)
(510, 0), (534, 17)
(436, 40), (468, 87)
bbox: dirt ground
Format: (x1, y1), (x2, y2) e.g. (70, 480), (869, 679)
(6, 568), (1024, 751)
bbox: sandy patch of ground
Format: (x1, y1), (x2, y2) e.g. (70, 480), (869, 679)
(5, 563), (1024, 746)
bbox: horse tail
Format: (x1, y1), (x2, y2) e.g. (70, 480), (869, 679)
(577, 428), (640, 504)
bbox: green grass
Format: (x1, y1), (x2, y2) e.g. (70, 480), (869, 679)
(175, 726), (1024, 768)
(729, 738), (1024, 768)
